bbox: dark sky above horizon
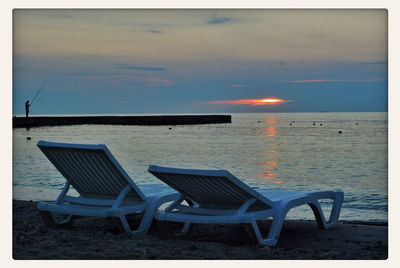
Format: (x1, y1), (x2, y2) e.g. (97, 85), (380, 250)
(13, 9), (387, 115)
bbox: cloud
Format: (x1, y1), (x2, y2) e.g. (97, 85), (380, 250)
(230, 84), (249, 88)
(360, 61), (388, 65)
(288, 79), (345, 83)
(145, 77), (174, 86)
(352, 78), (387, 82)
(306, 33), (330, 39)
(207, 17), (234, 24)
(208, 98), (292, 106)
(147, 30), (164, 34)
(80, 74), (174, 86)
(43, 13), (74, 19)
(288, 78), (387, 83)
(116, 64), (167, 71)
(66, 72), (113, 77)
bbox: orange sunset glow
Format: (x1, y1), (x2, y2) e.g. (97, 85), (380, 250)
(208, 98), (292, 106)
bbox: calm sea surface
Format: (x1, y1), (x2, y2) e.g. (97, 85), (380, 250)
(13, 112), (388, 222)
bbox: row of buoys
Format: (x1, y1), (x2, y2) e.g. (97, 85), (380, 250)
(24, 119), (349, 142)
(257, 120), (359, 127)
(285, 121), (325, 126)
(25, 127), (174, 141)
(312, 121), (324, 126)
(285, 121), (347, 134)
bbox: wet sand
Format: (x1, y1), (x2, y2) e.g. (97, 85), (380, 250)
(13, 200), (388, 260)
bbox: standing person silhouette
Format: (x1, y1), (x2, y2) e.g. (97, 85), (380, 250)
(25, 100), (30, 118)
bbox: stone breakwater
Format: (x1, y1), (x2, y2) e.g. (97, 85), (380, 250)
(13, 115), (232, 128)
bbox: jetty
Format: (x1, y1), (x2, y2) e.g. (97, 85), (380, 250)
(13, 115), (232, 128)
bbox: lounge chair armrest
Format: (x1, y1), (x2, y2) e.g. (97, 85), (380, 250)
(112, 185), (134, 209)
(166, 198), (257, 216)
(175, 205), (240, 215)
(55, 180), (71, 205)
(165, 194), (185, 212)
(235, 198), (257, 216)
(62, 195), (142, 206)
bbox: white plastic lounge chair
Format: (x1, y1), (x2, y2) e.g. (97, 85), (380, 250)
(148, 165), (344, 246)
(36, 140), (178, 234)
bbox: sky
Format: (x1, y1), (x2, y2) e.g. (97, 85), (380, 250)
(12, 9), (388, 115)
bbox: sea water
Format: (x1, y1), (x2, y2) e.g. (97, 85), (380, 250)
(12, 112), (388, 222)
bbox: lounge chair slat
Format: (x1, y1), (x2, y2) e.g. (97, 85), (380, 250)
(180, 175), (246, 205)
(86, 151), (128, 196)
(151, 173), (252, 208)
(85, 152), (120, 196)
(75, 152), (115, 195)
(49, 150), (92, 194)
(91, 152), (137, 198)
(42, 149), (72, 181)
(65, 151), (106, 195)
(56, 149), (101, 195)
(159, 174), (211, 204)
(156, 174), (209, 203)
(207, 177), (251, 203)
(166, 174), (214, 203)
(66, 151), (107, 196)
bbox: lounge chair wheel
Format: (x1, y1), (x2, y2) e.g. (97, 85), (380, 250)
(39, 211), (76, 228)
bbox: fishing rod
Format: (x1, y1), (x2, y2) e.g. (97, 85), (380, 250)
(30, 79), (48, 106)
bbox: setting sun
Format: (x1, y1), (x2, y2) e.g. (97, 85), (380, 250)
(208, 98), (292, 106)
(260, 98), (285, 103)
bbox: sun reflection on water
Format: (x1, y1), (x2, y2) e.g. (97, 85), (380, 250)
(264, 126), (276, 137)
(259, 114), (282, 184)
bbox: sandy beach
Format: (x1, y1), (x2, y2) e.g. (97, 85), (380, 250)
(12, 200), (387, 260)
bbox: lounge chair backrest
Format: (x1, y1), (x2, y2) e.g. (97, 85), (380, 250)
(148, 165), (274, 209)
(37, 140), (145, 201)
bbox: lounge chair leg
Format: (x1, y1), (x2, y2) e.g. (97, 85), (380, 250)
(251, 216), (284, 246)
(39, 211), (57, 228)
(251, 202), (290, 246)
(59, 214), (73, 224)
(251, 221), (263, 241)
(39, 211), (75, 228)
(308, 202), (325, 229)
(328, 191), (344, 226)
(177, 222), (191, 235)
(119, 216), (132, 233)
(132, 193), (180, 235)
(308, 191), (344, 229)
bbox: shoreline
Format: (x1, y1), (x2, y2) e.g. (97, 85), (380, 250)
(13, 200), (388, 260)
